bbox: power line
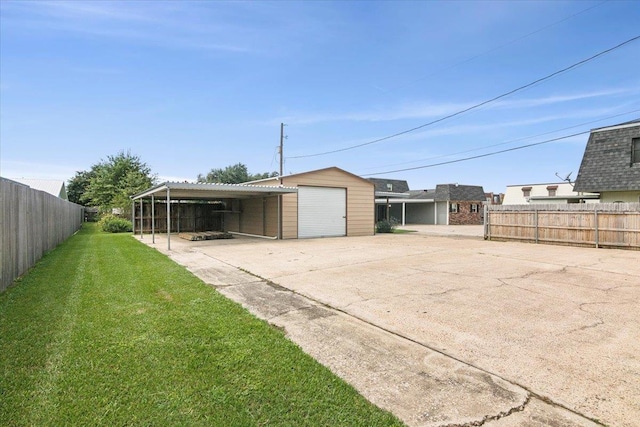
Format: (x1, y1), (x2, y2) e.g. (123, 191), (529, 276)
(379, 1), (610, 94)
(357, 107), (640, 171)
(361, 131), (592, 177)
(289, 34), (640, 159)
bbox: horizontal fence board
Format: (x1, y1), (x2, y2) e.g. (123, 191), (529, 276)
(486, 203), (640, 250)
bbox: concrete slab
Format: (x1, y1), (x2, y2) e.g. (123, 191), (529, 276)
(136, 233), (639, 427)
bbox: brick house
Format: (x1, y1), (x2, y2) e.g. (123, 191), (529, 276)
(370, 178), (485, 225)
(435, 184), (486, 225)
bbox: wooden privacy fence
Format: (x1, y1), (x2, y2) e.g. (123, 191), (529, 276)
(1, 178), (84, 292)
(484, 203), (640, 250)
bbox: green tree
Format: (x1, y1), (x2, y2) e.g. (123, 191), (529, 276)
(197, 163), (278, 184)
(81, 151), (157, 215)
(67, 169), (96, 205)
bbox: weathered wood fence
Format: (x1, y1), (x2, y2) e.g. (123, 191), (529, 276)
(1, 178), (84, 291)
(484, 203), (640, 250)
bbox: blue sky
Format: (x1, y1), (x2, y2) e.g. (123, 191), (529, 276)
(1, 0), (639, 193)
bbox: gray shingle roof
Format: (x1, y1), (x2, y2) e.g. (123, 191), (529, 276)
(367, 178), (410, 194)
(573, 121), (640, 192)
(435, 184), (485, 201)
(408, 189), (436, 199)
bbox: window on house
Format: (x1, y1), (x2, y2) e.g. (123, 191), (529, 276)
(386, 183), (393, 191)
(633, 138), (640, 164)
(521, 187), (532, 198)
(450, 203), (459, 213)
(471, 204), (479, 213)
(547, 185), (558, 197)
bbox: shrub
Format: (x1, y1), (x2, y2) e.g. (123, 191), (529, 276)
(375, 218), (398, 233)
(98, 214), (133, 233)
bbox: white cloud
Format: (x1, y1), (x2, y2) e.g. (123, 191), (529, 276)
(266, 86), (640, 126)
(3, 1), (258, 53)
(1, 160), (79, 182)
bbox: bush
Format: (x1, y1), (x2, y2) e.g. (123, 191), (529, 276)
(98, 214), (133, 233)
(375, 218), (398, 233)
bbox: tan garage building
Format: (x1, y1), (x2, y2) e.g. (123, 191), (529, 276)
(131, 167), (374, 247)
(246, 167), (374, 239)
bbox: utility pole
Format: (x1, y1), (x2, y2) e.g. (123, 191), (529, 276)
(279, 122), (284, 182)
(278, 123), (285, 240)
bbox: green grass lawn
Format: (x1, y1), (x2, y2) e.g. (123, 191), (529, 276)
(0, 224), (404, 427)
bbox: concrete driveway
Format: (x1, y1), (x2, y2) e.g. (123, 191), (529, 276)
(137, 231), (639, 427)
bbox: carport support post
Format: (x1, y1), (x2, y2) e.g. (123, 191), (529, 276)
(151, 194), (155, 244)
(167, 188), (171, 251)
(401, 202), (406, 226)
(386, 196), (390, 221)
(139, 199), (143, 239)
(131, 201), (135, 234)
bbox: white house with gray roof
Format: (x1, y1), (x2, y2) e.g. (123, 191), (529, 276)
(369, 178), (486, 225)
(503, 182), (599, 205)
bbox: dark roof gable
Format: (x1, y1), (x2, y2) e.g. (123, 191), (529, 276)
(367, 178), (410, 193)
(435, 184), (486, 201)
(408, 189), (436, 199)
(574, 121), (640, 192)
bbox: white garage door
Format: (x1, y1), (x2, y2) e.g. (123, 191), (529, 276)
(298, 186), (346, 238)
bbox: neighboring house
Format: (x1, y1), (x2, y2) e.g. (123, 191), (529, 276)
(502, 182), (599, 205)
(370, 178), (485, 225)
(485, 192), (504, 205)
(574, 119), (640, 203)
(368, 178), (410, 222)
(367, 178), (410, 196)
(10, 178), (68, 200)
(435, 184), (486, 225)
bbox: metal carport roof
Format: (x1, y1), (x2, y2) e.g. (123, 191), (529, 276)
(131, 182), (298, 249)
(131, 181), (297, 201)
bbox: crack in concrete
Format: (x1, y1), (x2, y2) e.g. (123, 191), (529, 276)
(267, 282), (607, 426)
(484, 252), (639, 279)
(439, 393), (531, 427)
(496, 278), (547, 296)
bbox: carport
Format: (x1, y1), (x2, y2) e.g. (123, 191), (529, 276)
(131, 182), (297, 250)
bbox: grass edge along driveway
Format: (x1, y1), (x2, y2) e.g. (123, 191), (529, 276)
(0, 224), (403, 427)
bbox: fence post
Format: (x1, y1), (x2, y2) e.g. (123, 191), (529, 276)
(535, 209), (539, 244)
(483, 205), (488, 239)
(594, 209), (599, 249)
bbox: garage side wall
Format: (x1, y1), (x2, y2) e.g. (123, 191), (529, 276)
(235, 196), (279, 237)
